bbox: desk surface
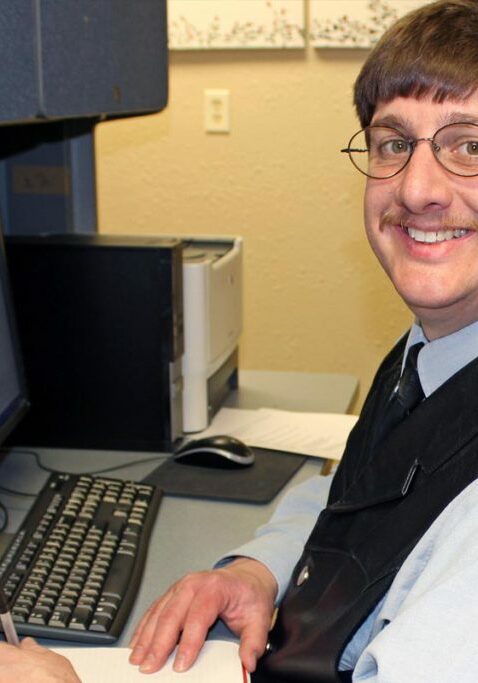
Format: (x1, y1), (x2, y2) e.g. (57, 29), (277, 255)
(0, 370), (357, 646)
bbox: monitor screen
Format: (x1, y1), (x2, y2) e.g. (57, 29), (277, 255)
(0, 229), (28, 448)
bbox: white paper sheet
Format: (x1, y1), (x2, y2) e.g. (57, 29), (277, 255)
(194, 407), (358, 460)
(53, 640), (248, 682)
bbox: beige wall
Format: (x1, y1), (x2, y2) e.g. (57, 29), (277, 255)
(95, 47), (411, 410)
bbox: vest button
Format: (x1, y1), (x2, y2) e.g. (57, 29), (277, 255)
(296, 565), (309, 586)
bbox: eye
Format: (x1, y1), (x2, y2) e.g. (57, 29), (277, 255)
(435, 124), (478, 174)
(378, 138), (411, 156)
(464, 140), (478, 155)
(449, 138), (478, 162)
(391, 139), (409, 153)
(437, 125), (478, 159)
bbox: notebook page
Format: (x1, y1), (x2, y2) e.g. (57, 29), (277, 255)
(53, 640), (248, 682)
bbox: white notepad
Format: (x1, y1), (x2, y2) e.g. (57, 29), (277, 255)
(53, 640), (249, 682)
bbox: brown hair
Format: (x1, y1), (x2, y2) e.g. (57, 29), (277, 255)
(354, 0), (478, 127)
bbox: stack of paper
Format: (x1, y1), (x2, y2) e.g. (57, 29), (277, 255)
(192, 407), (358, 461)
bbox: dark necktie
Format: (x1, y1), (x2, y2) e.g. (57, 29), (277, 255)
(376, 342), (425, 443)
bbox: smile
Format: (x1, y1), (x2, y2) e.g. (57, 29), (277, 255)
(405, 226), (470, 244)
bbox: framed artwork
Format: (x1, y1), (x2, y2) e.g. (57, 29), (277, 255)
(309, 0), (434, 48)
(168, 0), (305, 50)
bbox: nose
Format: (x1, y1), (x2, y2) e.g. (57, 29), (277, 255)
(395, 139), (453, 214)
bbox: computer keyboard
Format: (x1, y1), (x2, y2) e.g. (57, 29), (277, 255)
(0, 471), (162, 643)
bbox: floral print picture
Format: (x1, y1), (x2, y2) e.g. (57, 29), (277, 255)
(309, 0), (434, 48)
(168, 0), (305, 50)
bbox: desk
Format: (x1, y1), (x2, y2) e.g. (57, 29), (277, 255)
(0, 370), (357, 645)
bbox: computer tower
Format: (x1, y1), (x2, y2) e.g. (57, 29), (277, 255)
(5, 234), (184, 452)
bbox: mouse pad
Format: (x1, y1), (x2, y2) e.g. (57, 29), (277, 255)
(141, 447), (307, 504)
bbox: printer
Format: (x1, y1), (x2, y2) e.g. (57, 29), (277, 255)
(181, 236), (243, 432)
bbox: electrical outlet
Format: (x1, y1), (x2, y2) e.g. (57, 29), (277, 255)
(204, 89), (230, 133)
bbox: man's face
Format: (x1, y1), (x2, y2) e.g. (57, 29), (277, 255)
(364, 92), (478, 340)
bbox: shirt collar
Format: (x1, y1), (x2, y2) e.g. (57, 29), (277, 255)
(403, 319), (478, 397)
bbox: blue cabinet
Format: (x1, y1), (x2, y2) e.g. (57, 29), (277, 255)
(0, 0), (168, 124)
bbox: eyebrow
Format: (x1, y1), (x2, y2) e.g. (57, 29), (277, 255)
(371, 114), (412, 131)
(371, 111), (478, 132)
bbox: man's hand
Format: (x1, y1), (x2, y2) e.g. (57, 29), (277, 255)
(129, 557), (278, 675)
(0, 637), (81, 683)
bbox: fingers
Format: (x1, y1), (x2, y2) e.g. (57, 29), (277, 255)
(130, 573), (222, 673)
(129, 592), (169, 649)
(171, 592), (227, 672)
(129, 592), (179, 670)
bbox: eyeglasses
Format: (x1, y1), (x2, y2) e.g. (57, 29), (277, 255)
(341, 122), (478, 179)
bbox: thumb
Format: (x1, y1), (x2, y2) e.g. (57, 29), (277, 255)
(239, 623), (269, 673)
(19, 637), (44, 652)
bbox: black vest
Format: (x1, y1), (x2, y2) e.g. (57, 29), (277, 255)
(253, 336), (478, 683)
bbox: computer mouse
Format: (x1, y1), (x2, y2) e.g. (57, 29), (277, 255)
(173, 435), (255, 469)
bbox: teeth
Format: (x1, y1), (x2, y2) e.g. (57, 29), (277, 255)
(406, 227), (469, 243)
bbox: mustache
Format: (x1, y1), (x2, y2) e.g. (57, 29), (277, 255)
(382, 210), (478, 231)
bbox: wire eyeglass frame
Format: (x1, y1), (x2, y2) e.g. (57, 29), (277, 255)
(341, 122), (478, 179)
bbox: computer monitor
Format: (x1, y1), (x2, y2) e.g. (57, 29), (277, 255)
(0, 228), (29, 452)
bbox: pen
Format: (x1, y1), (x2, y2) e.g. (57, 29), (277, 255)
(0, 586), (20, 646)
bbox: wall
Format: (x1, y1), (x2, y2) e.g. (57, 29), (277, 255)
(95, 46), (412, 410)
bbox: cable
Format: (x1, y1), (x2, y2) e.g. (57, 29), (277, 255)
(33, 452), (163, 476)
(0, 449), (165, 537)
(69, 456), (165, 476)
(0, 447), (165, 478)
(0, 485), (36, 498)
(0, 448), (50, 474)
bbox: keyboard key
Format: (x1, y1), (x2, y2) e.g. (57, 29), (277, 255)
(49, 609), (71, 628)
(69, 606), (94, 630)
(89, 613), (113, 632)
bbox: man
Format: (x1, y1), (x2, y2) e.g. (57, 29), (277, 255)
(129, 1), (478, 680)
(2, 1), (478, 680)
